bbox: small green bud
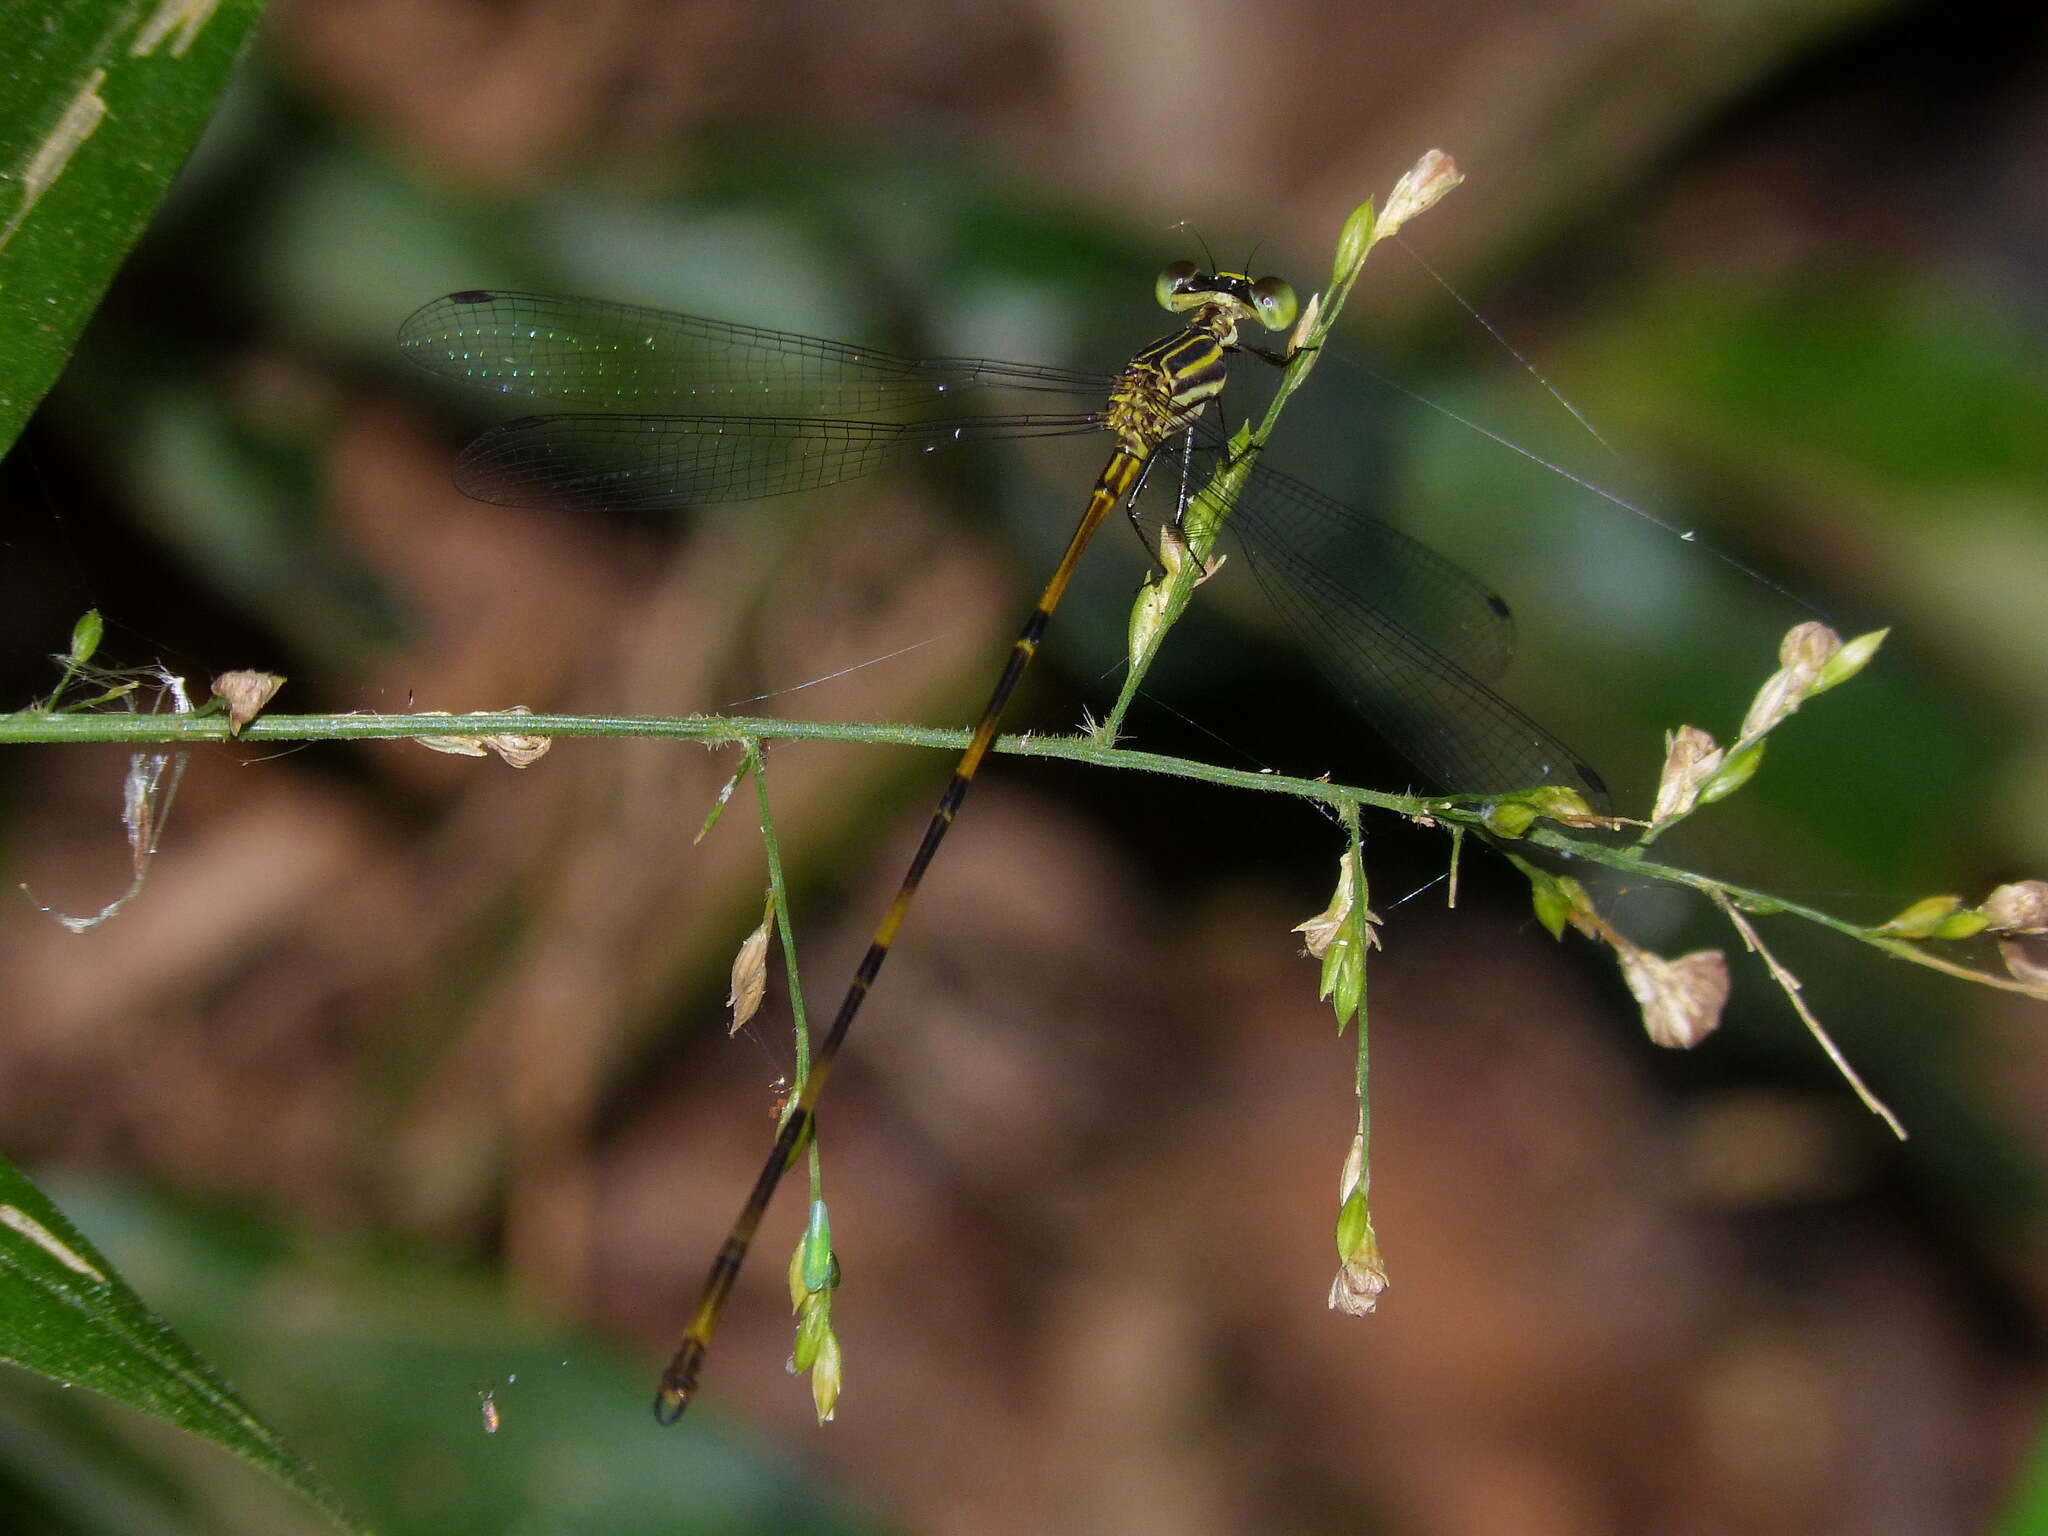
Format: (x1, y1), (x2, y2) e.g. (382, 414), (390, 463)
(1336, 948), (1365, 1026)
(791, 1292), (831, 1372)
(68, 609), (102, 666)
(1930, 910), (1991, 941)
(1482, 800), (1538, 838)
(1333, 198), (1376, 285)
(1528, 870), (1571, 940)
(1876, 894), (1966, 939)
(1698, 739), (1765, 805)
(801, 1199), (835, 1295)
(1812, 628), (1887, 694)
(1324, 938), (1364, 1031)
(1335, 1183), (1373, 1262)
(1127, 573), (1168, 664)
(1531, 873), (1596, 942)
(811, 1329), (842, 1423)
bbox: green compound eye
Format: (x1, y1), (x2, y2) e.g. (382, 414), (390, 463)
(1154, 260), (1200, 312)
(1249, 275), (1299, 332)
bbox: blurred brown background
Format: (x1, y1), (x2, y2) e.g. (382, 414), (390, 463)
(3, 1), (2047, 1532)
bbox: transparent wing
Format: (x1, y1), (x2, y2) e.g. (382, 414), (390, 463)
(1184, 453), (1517, 682)
(401, 288), (1602, 801)
(451, 412), (1105, 514)
(1184, 457), (1608, 805)
(398, 291), (1107, 418)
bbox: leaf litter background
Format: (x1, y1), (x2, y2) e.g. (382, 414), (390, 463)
(3, 1), (2048, 1532)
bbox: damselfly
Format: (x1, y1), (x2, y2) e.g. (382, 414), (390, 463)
(398, 266), (1605, 1419)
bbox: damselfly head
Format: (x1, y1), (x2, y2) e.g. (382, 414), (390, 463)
(1155, 263), (1299, 333)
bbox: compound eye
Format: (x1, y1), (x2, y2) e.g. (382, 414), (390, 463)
(1249, 275), (1299, 333)
(1154, 261), (1201, 312)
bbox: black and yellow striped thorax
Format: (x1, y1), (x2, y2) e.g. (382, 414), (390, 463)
(1102, 304), (1240, 458)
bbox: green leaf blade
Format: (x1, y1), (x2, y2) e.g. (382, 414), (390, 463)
(0, 0), (268, 457)
(0, 1156), (365, 1533)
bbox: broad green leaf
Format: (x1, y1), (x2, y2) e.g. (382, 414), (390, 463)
(0, 1154), (364, 1533)
(8, 1181), (885, 1535)
(0, 0), (267, 457)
